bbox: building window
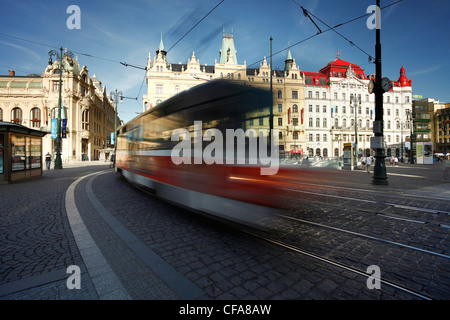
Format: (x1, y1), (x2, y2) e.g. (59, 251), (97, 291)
(278, 104), (282, 113)
(292, 105), (298, 113)
(316, 118), (320, 127)
(278, 90), (282, 99)
(323, 118), (327, 127)
(259, 118), (264, 126)
(323, 105), (327, 113)
(292, 118), (298, 126)
(82, 110), (89, 130)
(309, 134), (313, 142)
(278, 118), (283, 126)
(30, 108), (41, 128)
(11, 107), (22, 125)
(292, 91), (298, 99)
(309, 118), (313, 127)
(156, 84), (163, 94)
(175, 85), (180, 94)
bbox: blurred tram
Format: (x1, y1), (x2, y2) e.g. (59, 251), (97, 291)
(116, 80), (292, 227)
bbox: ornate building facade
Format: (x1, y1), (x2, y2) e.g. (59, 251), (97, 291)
(143, 32), (306, 155)
(303, 55), (413, 159)
(0, 54), (118, 163)
(143, 32), (413, 160)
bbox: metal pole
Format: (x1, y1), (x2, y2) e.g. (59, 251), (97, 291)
(110, 89), (122, 157)
(54, 47), (64, 169)
(354, 96), (359, 167)
(269, 36), (273, 133)
(372, 0), (388, 185)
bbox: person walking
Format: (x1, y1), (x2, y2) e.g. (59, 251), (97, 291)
(360, 155), (366, 170)
(365, 154), (372, 173)
(45, 152), (52, 170)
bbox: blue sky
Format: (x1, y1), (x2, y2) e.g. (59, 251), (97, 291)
(1, 0), (449, 123)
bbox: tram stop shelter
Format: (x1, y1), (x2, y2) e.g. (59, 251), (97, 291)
(0, 122), (47, 184)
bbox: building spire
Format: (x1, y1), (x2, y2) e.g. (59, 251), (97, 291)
(219, 28), (238, 64)
(159, 31), (164, 51)
(284, 42), (294, 74)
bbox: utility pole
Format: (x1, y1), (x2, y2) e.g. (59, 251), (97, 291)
(110, 89), (123, 157)
(48, 47), (74, 169)
(269, 36), (273, 133)
(371, 0), (390, 185)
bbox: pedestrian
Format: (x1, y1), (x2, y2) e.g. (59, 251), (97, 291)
(394, 156), (399, 166)
(360, 155), (366, 170)
(45, 152), (52, 170)
(365, 154), (372, 173)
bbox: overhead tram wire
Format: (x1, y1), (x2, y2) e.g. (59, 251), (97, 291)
(166, 0), (225, 54)
(217, 0), (406, 82)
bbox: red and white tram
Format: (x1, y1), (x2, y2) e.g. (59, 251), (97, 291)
(115, 81), (320, 227)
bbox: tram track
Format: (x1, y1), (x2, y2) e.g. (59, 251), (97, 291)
(242, 228), (435, 300)
(231, 183), (450, 300)
(281, 186), (450, 227)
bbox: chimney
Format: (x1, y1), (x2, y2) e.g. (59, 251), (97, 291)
(8, 70), (15, 76)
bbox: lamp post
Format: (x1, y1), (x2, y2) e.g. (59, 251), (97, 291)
(407, 109), (414, 164)
(351, 95), (360, 167)
(371, 0), (390, 185)
(110, 89), (123, 157)
(48, 47), (74, 169)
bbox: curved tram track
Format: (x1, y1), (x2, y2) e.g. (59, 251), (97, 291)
(235, 184), (450, 300)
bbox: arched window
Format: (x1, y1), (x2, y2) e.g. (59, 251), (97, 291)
(30, 107), (41, 128)
(316, 118), (320, 127)
(278, 90), (282, 99)
(11, 107), (22, 124)
(175, 85), (180, 94)
(323, 148), (328, 157)
(51, 108), (58, 119)
(82, 110), (89, 130)
(316, 148), (321, 156)
(292, 104), (298, 113)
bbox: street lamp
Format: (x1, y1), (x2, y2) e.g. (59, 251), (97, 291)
(406, 109), (413, 164)
(370, 0), (391, 185)
(48, 47), (74, 169)
(351, 95), (361, 166)
(110, 89), (123, 157)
